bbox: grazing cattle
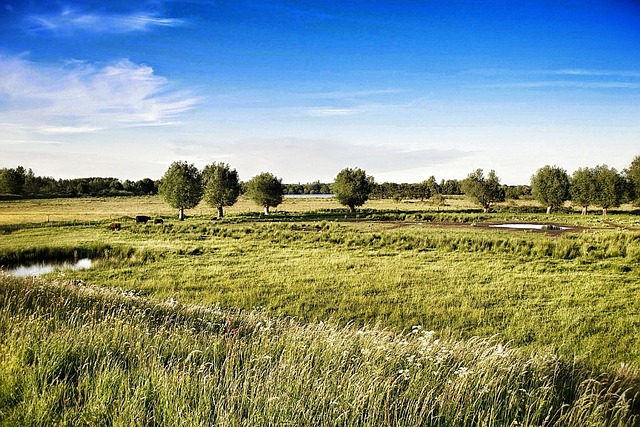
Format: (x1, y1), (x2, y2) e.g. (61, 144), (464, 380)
(109, 222), (121, 231)
(135, 215), (151, 224)
(154, 218), (164, 224)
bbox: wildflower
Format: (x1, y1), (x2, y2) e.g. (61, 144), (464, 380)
(397, 369), (410, 380)
(454, 366), (472, 377)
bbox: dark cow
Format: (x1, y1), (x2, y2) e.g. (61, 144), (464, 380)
(154, 218), (164, 224)
(109, 222), (121, 231)
(135, 215), (151, 224)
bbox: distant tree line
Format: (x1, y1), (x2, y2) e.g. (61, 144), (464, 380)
(0, 166), (158, 197)
(283, 181), (332, 195)
(4, 154), (640, 216)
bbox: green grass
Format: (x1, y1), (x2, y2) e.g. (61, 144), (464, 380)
(1, 207), (639, 367)
(1, 277), (638, 426)
(1, 196), (639, 424)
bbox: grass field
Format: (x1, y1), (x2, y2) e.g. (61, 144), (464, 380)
(1, 195), (640, 425)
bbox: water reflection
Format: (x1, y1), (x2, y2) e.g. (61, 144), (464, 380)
(489, 224), (570, 230)
(4, 258), (93, 277)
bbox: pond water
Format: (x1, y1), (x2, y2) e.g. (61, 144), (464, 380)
(4, 258), (93, 277)
(284, 194), (335, 198)
(489, 224), (571, 230)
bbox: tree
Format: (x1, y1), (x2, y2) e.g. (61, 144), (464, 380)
(440, 179), (462, 195)
(332, 167), (374, 212)
(593, 164), (624, 216)
(246, 172), (283, 215)
(202, 162), (241, 218)
(625, 155), (640, 204)
(425, 176), (440, 197)
(136, 178), (157, 195)
(530, 165), (570, 215)
(416, 176), (439, 201)
(460, 169), (504, 213)
(0, 166), (26, 195)
(570, 167), (596, 215)
(159, 161), (203, 220)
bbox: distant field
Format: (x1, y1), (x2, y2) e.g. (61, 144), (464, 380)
(0, 195), (452, 224)
(1, 194), (638, 224)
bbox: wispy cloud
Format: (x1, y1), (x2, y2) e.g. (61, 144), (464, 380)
(205, 87), (411, 121)
(483, 81), (640, 89)
(468, 68), (640, 90)
(549, 69), (640, 78)
(168, 137), (470, 182)
(306, 108), (360, 117)
(0, 55), (196, 134)
(467, 68), (640, 78)
(26, 7), (184, 34)
(304, 89), (407, 100)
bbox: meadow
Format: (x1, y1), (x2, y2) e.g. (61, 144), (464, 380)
(1, 195), (640, 425)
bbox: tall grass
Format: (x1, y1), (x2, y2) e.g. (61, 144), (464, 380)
(129, 220), (640, 262)
(2, 218), (639, 366)
(1, 276), (639, 426)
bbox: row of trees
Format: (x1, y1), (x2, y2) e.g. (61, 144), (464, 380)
(159, 162), (289, 219)
(461, 158), (639, 215)
(4, 155), (640, 217)
(0, 166), (157, 197)
(159, 162), (375, 219)
(283, 181), (332, 195)
(531, 164), (631, 216)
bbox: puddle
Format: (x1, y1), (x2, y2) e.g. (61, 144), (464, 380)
(489, 224), (570, 230)
(4, 258), (93, 277)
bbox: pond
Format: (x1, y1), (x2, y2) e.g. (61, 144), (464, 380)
(489, 224), (571, 230)
(4, 258), (93, 277)
(284, 194), (335, 198)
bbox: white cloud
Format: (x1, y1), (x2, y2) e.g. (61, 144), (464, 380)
(468, 68), (640, 90)
(0, 55), (196, 134)
(167, 137), (471, 182)
(484, 81), (640, 89)
(26, 7), (184, 34)
(549, 69), (640, 78)
(306, 108), (359, 117)
(303, 89), (407, 100)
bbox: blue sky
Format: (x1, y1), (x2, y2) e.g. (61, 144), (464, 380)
(1, 0), (639, 184)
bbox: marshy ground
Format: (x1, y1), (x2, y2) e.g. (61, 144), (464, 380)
(1, 195), (639, 425)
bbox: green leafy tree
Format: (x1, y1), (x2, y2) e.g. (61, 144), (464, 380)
(333, 167), (374, 212)
(460, 169), (504, 213)
(202, 162), (241, 218)
(570, 167), (596, 215)
(136, 178), (157, 195)
(440, 179), (462, 195)
(416, 176), (439, 201)
(625, 155), (640, 205)
(531, 165), (570, 215)
(0, 166), (26, 195)
(159, 161), (203, 220)
(593, 164), (624, 216)
(246, 172), (284, 215)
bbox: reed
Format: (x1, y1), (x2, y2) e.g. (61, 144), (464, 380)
(1, 276), (639, 426)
